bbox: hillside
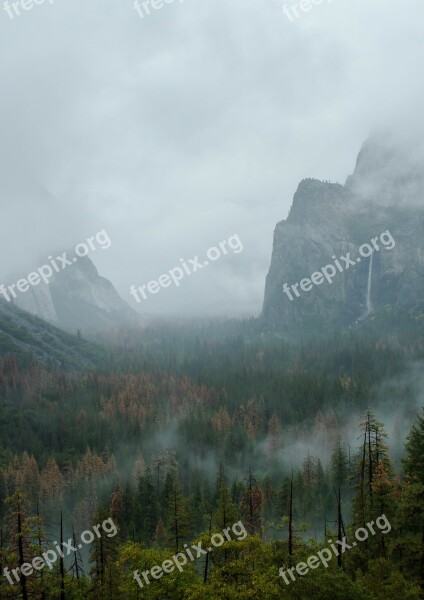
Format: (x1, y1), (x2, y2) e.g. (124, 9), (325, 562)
(0, 298), (107, 370)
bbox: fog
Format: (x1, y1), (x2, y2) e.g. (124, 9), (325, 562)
(1, 0), (424, 315)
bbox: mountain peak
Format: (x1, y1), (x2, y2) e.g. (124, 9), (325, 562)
(262, 136), (424, 331)
(12, 256), (139, 333)
(287, 178), (347, 227)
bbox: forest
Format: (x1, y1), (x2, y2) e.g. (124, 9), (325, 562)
(0, 317), (424, 598)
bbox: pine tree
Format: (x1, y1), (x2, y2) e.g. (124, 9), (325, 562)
(214, 466), (239, 532)
(351, 411), (394, 538)
(403, 408), (424, 485)
(392, 408), (424, 593)
(88, 507), (118, 600)
(240, 468), (264, 537)
(163, 474), (190, 553)
(137, 468), (158, 545)
(3, 492), (31, 600)
(331, 438), (349, 492)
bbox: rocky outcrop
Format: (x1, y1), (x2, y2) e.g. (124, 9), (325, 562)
(262, 134), (424, 331)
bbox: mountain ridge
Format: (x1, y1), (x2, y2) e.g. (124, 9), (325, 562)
(0, 298), (107, 370)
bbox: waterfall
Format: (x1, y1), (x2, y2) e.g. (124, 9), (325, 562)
(356, 252), (374, 324)
(365, 252), (374, 316)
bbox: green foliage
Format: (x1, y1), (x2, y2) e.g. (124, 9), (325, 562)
(2, 320), (424, 597)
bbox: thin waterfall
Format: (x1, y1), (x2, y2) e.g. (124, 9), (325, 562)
(356, 252), (374, 324)
(365, 252), (374, 316)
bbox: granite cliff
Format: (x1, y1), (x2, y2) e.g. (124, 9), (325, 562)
(262, 134), (424, 331)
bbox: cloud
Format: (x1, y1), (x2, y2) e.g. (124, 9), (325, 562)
(1, 0), (423, 315)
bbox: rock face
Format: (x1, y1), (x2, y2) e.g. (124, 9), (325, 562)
(12, 255), (140, 333)
(262, 134), (424, 331)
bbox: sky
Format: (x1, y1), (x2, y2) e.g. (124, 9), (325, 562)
(1, 0), (424, 316)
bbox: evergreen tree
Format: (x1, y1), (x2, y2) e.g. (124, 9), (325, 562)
(137, 468), (159, 546)
(392, 407), (424, 593)
(88, 507), (119, 600)
(163, 474), (190, 552)
(240, 468), (264, 537)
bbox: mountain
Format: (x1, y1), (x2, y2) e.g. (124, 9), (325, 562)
(0, 298), (107, 369)
(262, 133), (424, 332)
(0, 165), (140, 334)
(11, 255), (140, 334)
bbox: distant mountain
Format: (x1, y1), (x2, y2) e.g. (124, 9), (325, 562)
(262, 134), (424, 332)
(11, 255), (140, 334)
(0, 298), (107, 369)
(0, 164), (139, 334)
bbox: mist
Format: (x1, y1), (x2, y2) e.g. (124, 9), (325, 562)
(1, 0), (424, 317)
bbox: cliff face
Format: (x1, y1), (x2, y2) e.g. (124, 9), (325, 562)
(262, 135), (424, 331)
(12, 256), (139, 333)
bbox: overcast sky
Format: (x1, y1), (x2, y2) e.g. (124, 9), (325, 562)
(1, 0), (424, 316)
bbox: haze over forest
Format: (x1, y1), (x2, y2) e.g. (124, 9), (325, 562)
(1, 1), (424, 599)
